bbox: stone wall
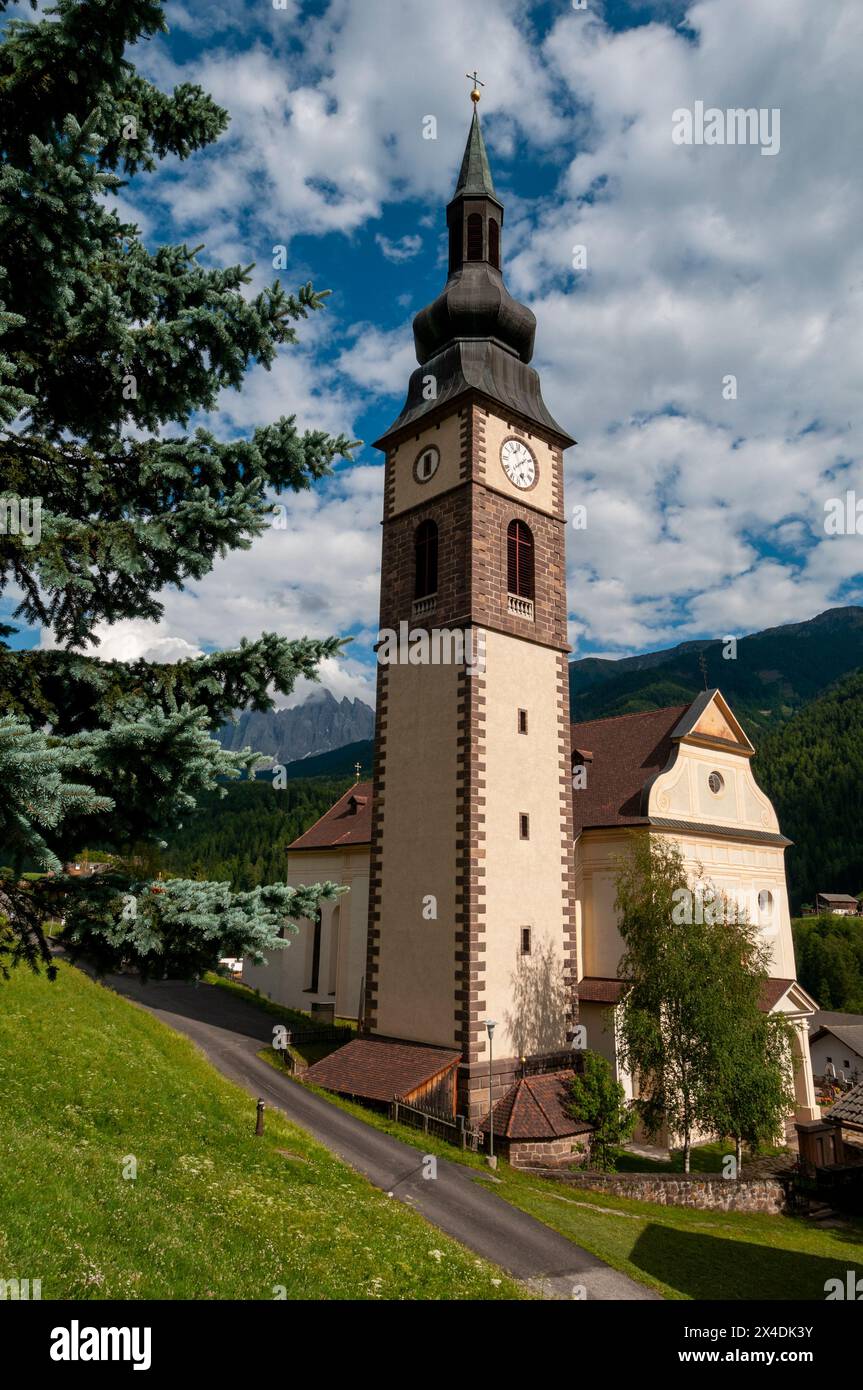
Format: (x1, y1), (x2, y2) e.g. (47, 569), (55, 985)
(524, 1167), (789, 1214)
(508, 1136), (589, 1168)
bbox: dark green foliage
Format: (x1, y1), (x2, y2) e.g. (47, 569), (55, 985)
(566, 1049), (634, 1171)
(757, 672), (863, 912)
(0, 0), (355, 977)
(792, 914), (863, 1013)
(0, 0), (355, 647)
(280, 739), (374, 781)
(614, 836), (794, 1171)
(159, 777), (355, 889)
(0, 635), (344, 736)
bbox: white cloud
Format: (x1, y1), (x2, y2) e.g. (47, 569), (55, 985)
(116, 0), (863, 666)
(375, 233), (422, 262)
(336, 322), (416, 397)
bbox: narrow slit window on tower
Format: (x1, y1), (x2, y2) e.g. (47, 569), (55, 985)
(519, 812), (530, 840)
(507, 519), (534, 599)
(518, 708), (528, 734)
(520, 926), (532, 956)
(466, 212), (483, 261)
(488, 217), (500, 269)
(414, 518), (438, 599)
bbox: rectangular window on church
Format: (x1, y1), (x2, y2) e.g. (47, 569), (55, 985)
(519, 812), (530, 839)
(518, 708), (528, 734)
(521, 926), (532, 955)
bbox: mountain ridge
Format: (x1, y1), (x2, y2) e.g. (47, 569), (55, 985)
(569, 605), (863, 734)
(217, 688), (374, 766)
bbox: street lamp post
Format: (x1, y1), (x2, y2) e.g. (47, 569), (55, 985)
(486, 1019), (497, 1168)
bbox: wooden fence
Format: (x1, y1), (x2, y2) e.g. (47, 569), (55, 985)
(391, 1097), (482, 1152)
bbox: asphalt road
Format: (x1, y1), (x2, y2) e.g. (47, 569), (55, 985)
(94, 970), (658, 1301)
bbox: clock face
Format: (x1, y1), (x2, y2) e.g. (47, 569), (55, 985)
(500, 438), (537, 490)
(414, 445), (440, 483)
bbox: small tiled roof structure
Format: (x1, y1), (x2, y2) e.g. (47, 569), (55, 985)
(569, 705), (687, 835)
(303, 1037), (459, 1103)
(480, 1070), (592, 1141)
(816, 892), (859, 908)
(810, 1022), (863, 1059)
(759, 977), (796, 1011)
(578, 977), (624, 1004)
(810, 1009), (863, 1036)
(289, 780), (373, 851)
(823, 1079), (863, 1132)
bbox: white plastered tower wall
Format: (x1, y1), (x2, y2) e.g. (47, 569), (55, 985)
(479, 627), (572, 1061)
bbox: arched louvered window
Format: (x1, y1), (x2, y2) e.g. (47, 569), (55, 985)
(488, 218), (500, 269)
(507, 519), (534, 599)
(466, 213), (483, 261)
(414, 519), (438, 599)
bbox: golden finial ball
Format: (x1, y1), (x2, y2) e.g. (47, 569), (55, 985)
(471, 87), (481, 103)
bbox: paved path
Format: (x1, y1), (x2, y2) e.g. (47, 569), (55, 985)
(95, 971), (658, 1301)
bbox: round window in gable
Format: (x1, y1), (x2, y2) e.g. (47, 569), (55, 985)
(414, 445), (440, 484)
(708, 771), (724, 794)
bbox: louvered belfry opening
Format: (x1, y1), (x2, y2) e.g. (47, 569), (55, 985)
(466, 212), (483, 261)
(488, 217), (500, 269)
(507, 519), (534, 599)
(414, 518), (438, 599)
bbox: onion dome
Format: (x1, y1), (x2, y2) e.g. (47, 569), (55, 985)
(374, 96), (574, 450)
(412, 106), (536, 366)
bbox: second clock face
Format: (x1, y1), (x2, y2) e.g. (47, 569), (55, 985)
(500, 438), (537, 490)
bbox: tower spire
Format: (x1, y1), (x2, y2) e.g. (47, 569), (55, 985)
(453, 104), (497, 200)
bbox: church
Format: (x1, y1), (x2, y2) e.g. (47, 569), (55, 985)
(244, 95), (818, 1150)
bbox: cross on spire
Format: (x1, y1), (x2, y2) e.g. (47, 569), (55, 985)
(354, 762), (363, 780)
(466, 70), (484, 102)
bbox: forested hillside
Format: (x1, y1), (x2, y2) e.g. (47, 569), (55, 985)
(792, 914), (863, 1013)
(159, 776), (353, 888)
(756, 671), (863, 911)
(569, 606), (863, 736)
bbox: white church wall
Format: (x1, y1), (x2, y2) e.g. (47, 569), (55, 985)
(243, 846), (369, 1020)
(648, 733), (780, 837)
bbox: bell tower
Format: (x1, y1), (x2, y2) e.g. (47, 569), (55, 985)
(365, 89), (578, 1119)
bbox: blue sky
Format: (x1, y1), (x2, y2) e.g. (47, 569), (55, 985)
(9, 0), (863, 707)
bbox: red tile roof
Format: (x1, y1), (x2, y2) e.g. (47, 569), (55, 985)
(289, 780), (373, 851)
(289, 696), (746, 851)
(578, 977), (624, 1004)
(569, 704), (688, 836)
(579, 976), (799, 1012)
(480, 1070), (593, 1140)
(303, 1036), (460, 1102)
(759, 977), (796, 1011)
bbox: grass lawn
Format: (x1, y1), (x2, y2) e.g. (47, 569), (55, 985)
(611, 1142), (786, 1174)
(0, 964), (523, 1301)
(289, 1076), (863, 1301)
